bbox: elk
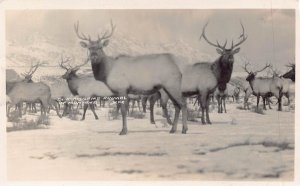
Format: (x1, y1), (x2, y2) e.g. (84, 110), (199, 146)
(74, 20), (187, 135)
(6, 80), (52, 119)
(282, 63), (295, 82)
(214, 83), (239, 113)
(59, 55), (114, 121)
(243, 62), (283, 111)
(270, 65), (293, 105)
(137, 22), (247, 124)
(20, 62), (46, 114)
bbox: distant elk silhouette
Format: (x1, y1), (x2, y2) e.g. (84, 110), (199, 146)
(59, 55), (114, 120)
(144, 22), (247, 124)
(214, 83), (240, 113)
(20, 62), (46, 114)
(282, 63), (295, 82)
(74, 20), (187, 135)
(243, 62), (283, 111)
(269, 65), (293, 105)
(7, 76), (52, 119)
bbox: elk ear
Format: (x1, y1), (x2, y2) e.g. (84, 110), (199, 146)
(80, 41), (88, 48)
(102, 39), (110, 47)
(216, 48), (223, 55)
(232, 47), (240, 54)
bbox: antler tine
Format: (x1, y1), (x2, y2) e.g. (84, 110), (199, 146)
(74, 21), (91, 42)
(231, 22), (248, 49)
(242, 61), (251, 74)
(73, 51), (90, 69)
(98, 19), (116, 42)
(199, 22), (225, 50)
(256, 63), (271, 73)
(59, 55), (71, 70)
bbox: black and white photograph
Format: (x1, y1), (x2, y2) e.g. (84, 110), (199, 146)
(0, 0), (299, 185)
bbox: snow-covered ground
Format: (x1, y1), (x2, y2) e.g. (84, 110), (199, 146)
(6, 101), (294, 181)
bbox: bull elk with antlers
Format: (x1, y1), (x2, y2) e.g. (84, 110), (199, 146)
(59, 55), (114, 120)
(74, 20), (187, 135)
(143, 22), (247, 124)
(243, 62), (284, 111)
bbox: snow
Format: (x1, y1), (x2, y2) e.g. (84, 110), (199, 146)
(6, 102), (294, 181)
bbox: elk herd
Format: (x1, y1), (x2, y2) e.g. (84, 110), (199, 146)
(6, 20), (296, 135)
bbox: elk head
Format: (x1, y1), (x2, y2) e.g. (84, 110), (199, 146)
(282, 63), (295, 81)
(59, 55), (89, 80)
(200, 22), (247, 84)
(74, 20), (116, 63)
(243, 62), (271, 82)
(21, 62), (47, 82)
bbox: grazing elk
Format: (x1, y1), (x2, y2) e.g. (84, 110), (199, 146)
(59, 55), (114, 121)
(140, 22), (248, 124)
(74, 20), (187, 135)
(20, 62), (47, 114)
(6, 80), (52, 119)
(243, 62), (283, 111)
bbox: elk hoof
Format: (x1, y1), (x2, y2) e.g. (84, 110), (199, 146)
(119, 129), (127, 135)
(151, 121), (156, 124)
(207, 121), (212, 125)
(95, 116), (99, 120)
(169, 129), (176, 134)
(81, 118), (85, 121)
(182, 128), (188, 134)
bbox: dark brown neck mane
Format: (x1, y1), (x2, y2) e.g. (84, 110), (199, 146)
(211, 56), (233, 91)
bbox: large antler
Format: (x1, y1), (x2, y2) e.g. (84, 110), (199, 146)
(231, 22), (248, 49)
(255, 63), (271, 74)
(74, 21), (92, 42)
(97, 20), (116, 42)
(242, 61), (251, 74)
(59, 55), (72, 70)
(22, 62), (47, 77)
(199, 22), (228, 50)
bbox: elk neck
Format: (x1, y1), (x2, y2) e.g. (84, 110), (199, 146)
(211, 56), (233, 91)
(65, 74), (80, 96)
(90, 55), (113, 83)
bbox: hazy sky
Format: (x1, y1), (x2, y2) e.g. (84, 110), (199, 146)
(6, 9), (295, 72)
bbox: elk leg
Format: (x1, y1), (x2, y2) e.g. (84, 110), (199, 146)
(137, 100), (141, 112)
(141, 96), (147, 113)
(278, 95), (282, 111)
(149, 97), (156, 124)
(24, 103), (28, 115)
(81, 103), (88, 121)
(18, 103), (22, 118)
(262, 97), (267, 110)
(205, 95), (212, 124)
(131, 100), (135, 114)
(199, 94), (206, 124)
(256, 95), (260, 111)
(115, 102), (120, 119)
(90, 102), (99, 120)
(53, 102), (62, 118)
(119, 96), (128, 135)
(33, 103), (37, 113)
(160, 91), (172, 125)
(163, 85), (187, 134)
(223, 97), (227, 113)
